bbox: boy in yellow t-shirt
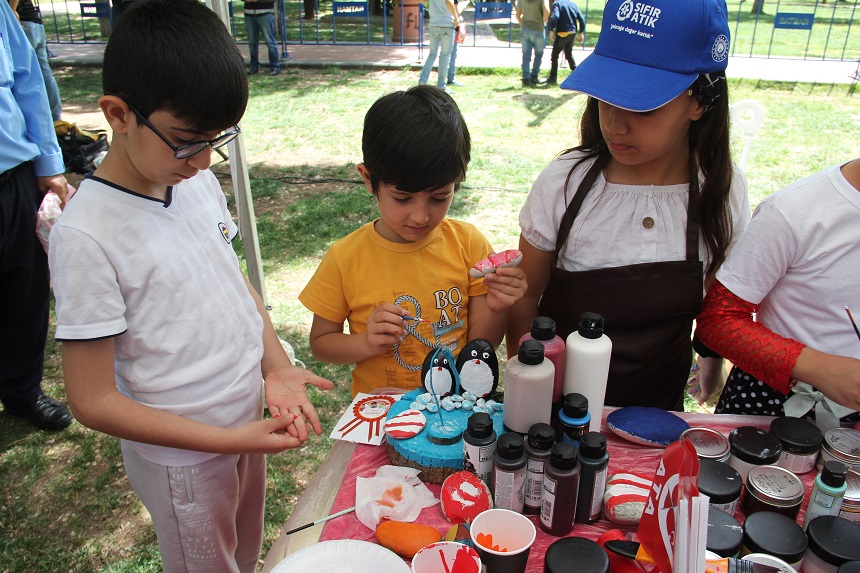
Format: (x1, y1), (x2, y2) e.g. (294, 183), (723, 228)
(300, 86), (527, 396)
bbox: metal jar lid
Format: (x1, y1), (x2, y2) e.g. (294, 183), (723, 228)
(745, 465), (805, 507)
(770, 416), (824, 455)
(681, 427), (731, 460)
(844, 470), (860, 505)
(823, 428), (860, 465)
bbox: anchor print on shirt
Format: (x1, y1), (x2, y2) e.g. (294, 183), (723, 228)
(392, 288), (464, 372)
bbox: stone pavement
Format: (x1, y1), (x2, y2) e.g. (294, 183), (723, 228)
(48, 35), (859, 85)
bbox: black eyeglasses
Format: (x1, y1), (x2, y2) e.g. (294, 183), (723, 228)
(108, 93), (241, 159)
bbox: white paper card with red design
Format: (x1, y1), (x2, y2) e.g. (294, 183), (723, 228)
(330, 393), (397, 445)
(636, 438), (708, 573)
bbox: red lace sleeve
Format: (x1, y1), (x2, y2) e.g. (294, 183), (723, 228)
(696, 280), (805, 394)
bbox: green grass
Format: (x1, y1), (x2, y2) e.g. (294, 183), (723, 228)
(1, 64), (858, 572)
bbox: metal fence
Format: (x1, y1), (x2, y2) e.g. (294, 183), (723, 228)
(41, 0), (859, 61)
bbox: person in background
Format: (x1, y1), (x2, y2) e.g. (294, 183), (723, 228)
(546, 0), (584, 86)
(9, 0), (62, 121)
(0, 0), (71, 431)
(446, 0), (469, 88)
(301, 86), (527, 396)
(516, 0), (550, 87)
(697, 158), (860, 430)
(418, 0), (460, 91)
(506, 0), (750, 410)
(244, 0), (280, 76)
(49, 1), (332, 570)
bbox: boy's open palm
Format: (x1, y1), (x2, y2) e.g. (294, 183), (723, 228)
(264, 366), (334, 442)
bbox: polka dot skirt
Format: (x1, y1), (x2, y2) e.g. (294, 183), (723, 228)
(716, 366), (860, 425)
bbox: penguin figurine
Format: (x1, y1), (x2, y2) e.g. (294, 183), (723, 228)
(456, 338), (499, 398)
(421, 347), (458, 397)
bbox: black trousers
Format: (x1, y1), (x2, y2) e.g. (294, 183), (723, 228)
(0, 161), (49, 407)
(549, 33), (576, 80)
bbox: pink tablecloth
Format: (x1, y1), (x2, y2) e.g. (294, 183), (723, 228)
(319, 410), (819, 572)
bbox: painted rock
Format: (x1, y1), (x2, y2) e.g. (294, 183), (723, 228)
(606, 406), (691, 447)
(469, 249), (523, 278)
(384, 409), (427, 439)
(440, 471), (493, 524)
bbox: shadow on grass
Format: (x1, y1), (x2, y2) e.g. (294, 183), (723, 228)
(512, 91), (580, 127)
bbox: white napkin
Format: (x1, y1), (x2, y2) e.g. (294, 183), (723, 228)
(355, 465), (438, 531)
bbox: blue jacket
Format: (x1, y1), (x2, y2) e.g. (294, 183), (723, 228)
(549, 0), (585, 34)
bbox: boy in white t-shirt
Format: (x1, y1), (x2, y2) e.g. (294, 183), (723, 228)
(48, 1), (333, 571)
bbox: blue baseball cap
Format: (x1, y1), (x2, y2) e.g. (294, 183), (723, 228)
(561, 0), (730, 112)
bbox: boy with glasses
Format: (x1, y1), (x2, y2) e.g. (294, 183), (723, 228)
(48, 1), (333, 570)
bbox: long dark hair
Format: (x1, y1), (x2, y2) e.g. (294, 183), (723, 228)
(559, 75), (733, 279)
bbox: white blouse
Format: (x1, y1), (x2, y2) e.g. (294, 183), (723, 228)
(520, 151), (751, 284)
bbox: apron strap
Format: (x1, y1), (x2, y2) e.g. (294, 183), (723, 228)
(552, 153), (608, 266)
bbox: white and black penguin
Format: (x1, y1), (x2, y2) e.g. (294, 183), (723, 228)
(421, 348), (457, 397)
(456, 338), (499, 398)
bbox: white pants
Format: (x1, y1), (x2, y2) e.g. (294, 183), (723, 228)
(121, 441), (266, 573)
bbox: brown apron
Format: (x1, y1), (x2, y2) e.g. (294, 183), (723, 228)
(538, 172), (703, 410)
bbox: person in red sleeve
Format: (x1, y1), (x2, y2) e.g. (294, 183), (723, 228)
(697, 158), (860, 429)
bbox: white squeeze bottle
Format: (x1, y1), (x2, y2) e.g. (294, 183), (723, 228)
(563, 313), (612, 433)
(503, 339), (554, 435)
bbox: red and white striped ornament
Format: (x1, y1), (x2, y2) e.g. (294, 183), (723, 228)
(384, 409), (427, 439)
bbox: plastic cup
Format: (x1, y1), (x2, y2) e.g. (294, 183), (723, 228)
(412, 541), (482, 573)
(469, 509), (536, 573)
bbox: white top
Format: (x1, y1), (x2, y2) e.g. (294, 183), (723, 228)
(520, 151), (751, 287)
(716, 163), (860, 360)
(49, 172), (264, 466)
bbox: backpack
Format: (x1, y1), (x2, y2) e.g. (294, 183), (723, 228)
(54, 120), (110, 174)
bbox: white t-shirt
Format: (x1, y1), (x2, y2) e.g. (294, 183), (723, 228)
(716, 163), (860, 360)
(50, 172), (264, 466)
(520, 151), (751, 288)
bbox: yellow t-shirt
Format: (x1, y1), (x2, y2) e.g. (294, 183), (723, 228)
(300, 219), (492, 395)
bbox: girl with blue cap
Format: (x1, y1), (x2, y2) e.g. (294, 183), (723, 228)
(507, 0), (751, 410)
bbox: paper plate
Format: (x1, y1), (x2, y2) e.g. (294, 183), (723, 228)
(270, 540), (411, 573)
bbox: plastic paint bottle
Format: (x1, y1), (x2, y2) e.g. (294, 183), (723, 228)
(540, 442), (580, 536)
(557, 393), (590, 446)
(575, 431), (609, 524)
(563, 313), (612, 433)
(503, 339), (554, 435)
(492, 431), (527, 513)
(519, 316), (566, 404)
(524, 422), (556, 515)
(804, 461), (849, 530)
(463, 412), (497, 489)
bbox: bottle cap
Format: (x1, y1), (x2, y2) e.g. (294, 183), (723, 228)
(467, 412), (494, 439)
(530, 316), (557, 342)
(496, 432), (525, 460)
(528, 423), (556, 450)
(550, 442), (579, 470)
(822, 460), (847, 488)
(518, 339), (545, 365)
(580, 432), (607, 458)
(578, 312), (605, 340)
(562, 393), (589, 419)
